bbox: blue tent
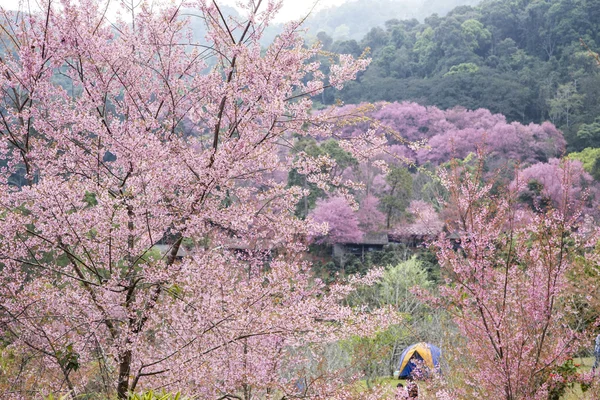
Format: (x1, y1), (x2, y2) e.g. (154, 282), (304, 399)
(395, 342), (441, 379)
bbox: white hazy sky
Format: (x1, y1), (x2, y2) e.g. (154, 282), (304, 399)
(224, 0), (349, 22)
(0, 0), (349, 22)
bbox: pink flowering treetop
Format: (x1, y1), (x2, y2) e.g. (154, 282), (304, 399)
(406, 200), (443, 234)
(0, 1), (397, 398)
(356, 194), (386, 233)
(310, 196), (364, 244)
(513, 158), (594, 211)
(328, 102), (566, 167)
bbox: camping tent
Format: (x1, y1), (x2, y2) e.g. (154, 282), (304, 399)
(395, 342), (441, 379)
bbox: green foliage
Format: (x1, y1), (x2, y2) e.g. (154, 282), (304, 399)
(376, 257), (435, 315)
(44, 395), (71, 400)
(575, 119), (600, 149)
(341, 325), (407, 383)
(460, 19), (491, 51)
(567, 147), (600, 179)
(288, 138), (357, 218)
(412, 166), (447, 211)
(325, 0), (600, 152)
(128, 391), (184, 400)
(548, 82), (584, 128)
(518, 179), (551, 211)
(443, 62), (479, 76)
(320, 139), (359, 171)
(117, 247), (162, 271)
(342, 257), (439, 379)
(379, 166), (412, 229)
(567, 147), (600, 171)
(548, 358), (579, 400)
(55, 344), (80, 374)
(346, 255), (437, 313)
(83, 191), (98, 207)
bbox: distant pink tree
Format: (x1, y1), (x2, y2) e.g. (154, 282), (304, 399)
(407, 200), (443, 233)
(372, 101), (446, 142)
(444, 106), (506, 129)
(418, 119), (566, 166)
(514, 158), (593, 210)
(371, 173), (388, 196)
(310, 197), (364, 244)
(357, 195), (386, 233)
(432, 158), (583, 399)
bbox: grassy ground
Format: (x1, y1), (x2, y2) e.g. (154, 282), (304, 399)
(355, 376), (398, 392)
(358, 376), (428, 398)
(361, 357), (597, 399)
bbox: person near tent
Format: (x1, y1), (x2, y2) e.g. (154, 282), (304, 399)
(594, 333), (600, 371)
(395, 383), (408, 399)
(406, 379), (419, 399)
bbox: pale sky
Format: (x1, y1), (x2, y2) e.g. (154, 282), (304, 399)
(0, 0), (349, 22)
(223, 0), (349, 22)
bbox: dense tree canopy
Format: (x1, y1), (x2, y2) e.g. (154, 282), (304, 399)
(0, 1), (396, 398)
(433, 158), (586, 399)
(331, 101), (566, 166)
(311, 0), (600, 153)
(310, 196), (364, 244)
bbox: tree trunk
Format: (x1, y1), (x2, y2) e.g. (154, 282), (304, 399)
(117, 348), (132, 399)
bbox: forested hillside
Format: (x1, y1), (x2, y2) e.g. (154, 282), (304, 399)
(315, 0), (600, 153)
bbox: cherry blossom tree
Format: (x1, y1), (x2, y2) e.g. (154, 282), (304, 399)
(406, 200), (443, 233)
(419, 116), (565, 166)
(310, 196), (364, 244)
(0, 1), (395, 398)
(514, 158), (594, 211)
(431, 157), (585, 399)
(356, 194), (386, 233)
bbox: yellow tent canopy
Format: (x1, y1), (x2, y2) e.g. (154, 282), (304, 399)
(396, 342), (441, 379)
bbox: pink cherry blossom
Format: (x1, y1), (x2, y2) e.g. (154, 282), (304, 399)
(310, 196), (364, 244)
(431, 156), (585, 399)
(0, 1), (395, 398)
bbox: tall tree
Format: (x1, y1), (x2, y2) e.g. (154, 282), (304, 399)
(379, 165), (413, 229)
(432, 158), (584, 399)
(0, 1), (394, 398)
(514, 158), (593, 211)
(548, 82), (584, 128)
(357, 194), (386, 233)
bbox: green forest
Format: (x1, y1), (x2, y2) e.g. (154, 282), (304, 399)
(313, 0), (600, 154)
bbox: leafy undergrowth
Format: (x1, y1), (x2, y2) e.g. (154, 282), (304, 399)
(561, 357), (594, 400)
